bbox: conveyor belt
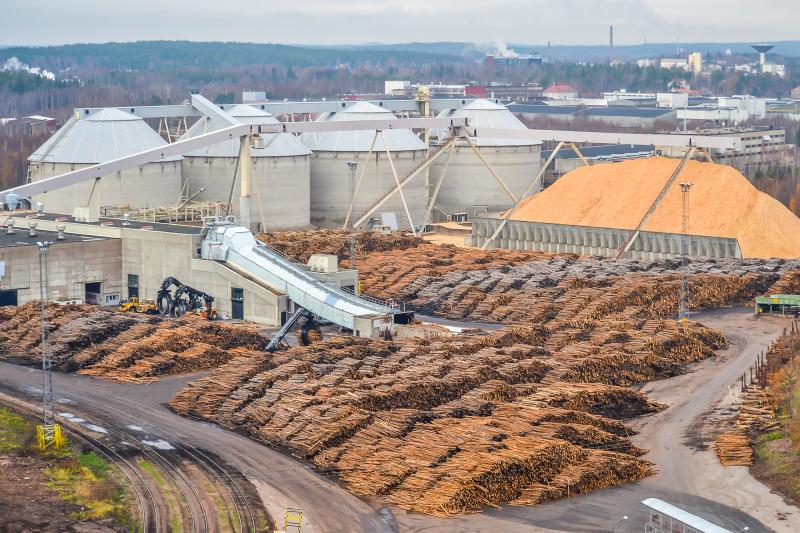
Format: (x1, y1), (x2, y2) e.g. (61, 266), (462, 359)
(201, 223), (395, 330)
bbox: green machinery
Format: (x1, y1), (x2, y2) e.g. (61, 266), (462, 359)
(755, 294), (800, 316)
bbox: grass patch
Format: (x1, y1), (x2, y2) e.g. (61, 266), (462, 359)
(753, 437), (800, 506)
(759, 430), (786, 443)
(0, 406), (33, 452)
(45, 456), (129, 521)
(137, 459), (165, 486)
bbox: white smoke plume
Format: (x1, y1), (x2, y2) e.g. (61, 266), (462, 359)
(476, 39), (521, 59)
(2, 57), (56, 80)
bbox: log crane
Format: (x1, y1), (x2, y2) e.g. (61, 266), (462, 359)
(156, 277), (218, 319)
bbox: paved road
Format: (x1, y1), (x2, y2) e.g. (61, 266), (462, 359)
(386, 308), (799, 533)
(2, 307), (797, 533)
(0, 364), (394, 533)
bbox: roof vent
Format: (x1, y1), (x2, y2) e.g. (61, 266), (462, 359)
(35, 202), (44, 216)
(5, 220), (15, 235)
(28, 221), (38, 237)
(122, 213), (131, 226)
(252, 135), (265, 149)
(56, 224), (66, 240)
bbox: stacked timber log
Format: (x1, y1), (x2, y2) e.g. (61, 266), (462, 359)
(714, 386), (777, 466)
(0, 303), (264, 382)
(170, 319), (723, 517)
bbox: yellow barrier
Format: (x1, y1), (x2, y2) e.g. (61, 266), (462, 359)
(36, 424), (66, 450)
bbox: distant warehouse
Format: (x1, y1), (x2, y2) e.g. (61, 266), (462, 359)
(509, 104), (678, 129)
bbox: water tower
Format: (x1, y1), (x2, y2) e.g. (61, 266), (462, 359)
(752, 44), (775, 71)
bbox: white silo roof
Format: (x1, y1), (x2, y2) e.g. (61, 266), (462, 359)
(29, 108), (182, 164)
(182, 105), (311, 158)
(302, 101), (427, 152)
(434, 98), (540, 147)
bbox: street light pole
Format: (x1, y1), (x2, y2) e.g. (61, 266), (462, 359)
(346, 161), (359, 294)
(678, 181), (693, 321)
(612, 515), (628, 532)
(35, 240), (63, 449)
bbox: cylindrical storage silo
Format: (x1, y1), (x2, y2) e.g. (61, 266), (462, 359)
(302, 102), (428, 230)
(27, 109), (182, 215)
(429, 99), (541, 219)
(180, 105), (312, 231)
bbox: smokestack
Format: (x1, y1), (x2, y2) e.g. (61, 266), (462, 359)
(610, 25), (614, 64)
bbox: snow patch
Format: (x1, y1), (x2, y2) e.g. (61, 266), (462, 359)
(141, 439), (174, 451)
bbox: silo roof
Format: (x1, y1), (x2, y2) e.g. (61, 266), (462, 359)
(434, 98), (540, 147)
(29, 108), (182, 164)
(302, 101), (427, 152)
(181, 105), (311, 158)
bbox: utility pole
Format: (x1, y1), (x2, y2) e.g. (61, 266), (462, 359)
(346, 161), (359, 294)
(678, 182), (693, 321)
(36, 240), (64, 449)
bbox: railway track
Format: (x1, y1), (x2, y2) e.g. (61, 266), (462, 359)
(0, 393), (160, 532)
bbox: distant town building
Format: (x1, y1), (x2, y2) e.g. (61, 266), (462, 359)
(542, 83), (577, 100)
(762, 63), (786, 78)
(791, 87), (800, 100)
(659, 126), (786, 177)
(636, 58), (656, 68)
(0, 115), (56, 135)
(384, 80), (411, 97)
(660, 58), (689, 70)
(687, 52), (703, 74)
(242, 91), (267, 102)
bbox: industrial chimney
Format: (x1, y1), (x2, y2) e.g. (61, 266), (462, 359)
(610, 25), (614, 64)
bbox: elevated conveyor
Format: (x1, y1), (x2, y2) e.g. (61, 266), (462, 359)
(200, 219), (404, 331)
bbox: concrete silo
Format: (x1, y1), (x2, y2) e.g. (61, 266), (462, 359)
(302, 101), (428, 230)
(180, 104), (312, 231)
(27, 108), (182, 215)
(430, 99), (541, 219)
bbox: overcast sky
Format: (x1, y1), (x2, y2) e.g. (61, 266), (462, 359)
(2, 0), (798, 47)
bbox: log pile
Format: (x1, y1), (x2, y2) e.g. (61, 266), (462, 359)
(714, 386), (777, 466)
(0, 303), (264, 382)
(255, 229), (423, 264)
(170, 317), (724, 516)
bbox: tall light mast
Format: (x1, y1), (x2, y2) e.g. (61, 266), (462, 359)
(678, 182), (693, 321)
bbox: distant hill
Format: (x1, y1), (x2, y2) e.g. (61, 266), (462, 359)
(0, 41), (460, 71)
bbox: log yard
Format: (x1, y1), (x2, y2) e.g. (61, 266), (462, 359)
(2, 87), (800, 533)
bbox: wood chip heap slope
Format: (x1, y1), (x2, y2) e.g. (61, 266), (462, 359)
(509, 157), (800, 259)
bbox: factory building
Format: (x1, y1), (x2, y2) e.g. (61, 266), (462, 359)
(27, 109), (182, 215)
(301, 101), (428, 230)
(509, 104), (677, 129)
(431, 99), (542, 217)
(180, 104), (312, 231)
(0, 223), (122, 307)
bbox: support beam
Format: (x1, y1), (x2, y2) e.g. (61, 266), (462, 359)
(380, 131), (416, 235)
(615, 147), (696, 259)
(190, 94), (238, 126)
(569, 143), (590, 166)
(480, 141), (565, 250)
(463, 135), (518, 203)
(421, 141), (456, 229)
(342, 131), (379, 230)
(352, 136), (457, 229)
(472, 128), (742, 150)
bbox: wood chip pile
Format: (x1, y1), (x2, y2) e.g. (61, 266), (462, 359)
(170, 310), (731, 516)
(0, 303), (264, 383)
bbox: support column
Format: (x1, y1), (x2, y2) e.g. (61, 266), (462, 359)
(238, 135), (253, 230)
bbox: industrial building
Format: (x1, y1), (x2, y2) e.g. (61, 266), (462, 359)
(301, 101), (429, 230)
(27, 109), (183, 215)
(541, 144), (655, 182)
(180, 104), (312, 231)
(509, 104), (677, 129)
(658, 126), (787, 174)
(430, 99), (542, 217)
(0, 221), (122, 307)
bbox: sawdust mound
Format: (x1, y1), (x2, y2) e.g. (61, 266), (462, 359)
(511, 157), (800, 259)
